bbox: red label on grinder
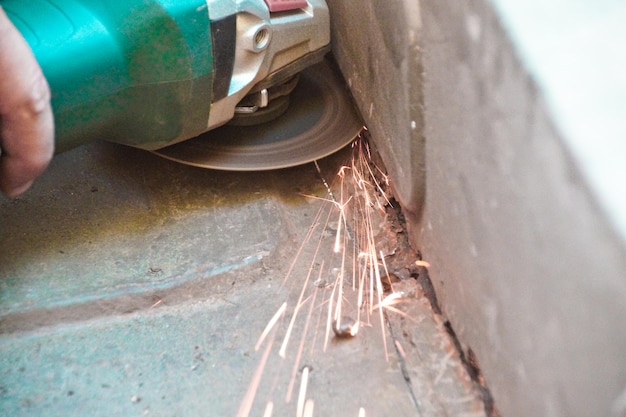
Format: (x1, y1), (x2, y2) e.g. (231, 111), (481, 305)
(264, 0), (308, 12)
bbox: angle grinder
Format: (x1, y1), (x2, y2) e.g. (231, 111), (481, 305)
(2, 0), (361, 170)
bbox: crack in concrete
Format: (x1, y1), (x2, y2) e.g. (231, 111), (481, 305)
(386, 312), (426, 417)
(389, 197), (501, 417)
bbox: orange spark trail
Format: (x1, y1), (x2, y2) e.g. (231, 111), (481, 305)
(281, 206), (325, 287)
(237, 327), (277, 417)
(262, 401), (274, 417)
(241, 133), (407, 414)
(322, 266), (342, 353)
(279, 258), (320, 358)
(373, 252), (389, 362)
(303, 399), (315, 417)
(256, 302), (286, 351)
(285, 284), (319, 403)
(296, 366), (311, 417)
(416, 260), (431, 268)
(394, 339), (407, 360)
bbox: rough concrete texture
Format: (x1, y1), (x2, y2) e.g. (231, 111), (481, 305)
(326, 0), (426, 222)
(0, 141), (486, 416)
(328, 0), (626, 416)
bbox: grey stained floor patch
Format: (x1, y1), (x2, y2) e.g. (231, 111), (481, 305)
(0, 143), (284, 316)
(0, 141), (487, 416)
(0, 281), (418, 417)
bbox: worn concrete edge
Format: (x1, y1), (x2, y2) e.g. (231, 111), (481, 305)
(329, 0), (626, 416)
(327, 0), (495, 414)
(339, 136), (494, 416)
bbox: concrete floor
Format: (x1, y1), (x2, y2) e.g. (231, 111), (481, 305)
(0, 141), (487, 416)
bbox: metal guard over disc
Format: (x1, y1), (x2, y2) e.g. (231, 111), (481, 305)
(152, 60), (362, 171)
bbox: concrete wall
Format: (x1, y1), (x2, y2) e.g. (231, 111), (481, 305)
(328, 0), (626, 416)
(326, 0), (425, 223)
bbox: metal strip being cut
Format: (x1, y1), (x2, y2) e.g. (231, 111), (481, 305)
(263, 0), (308, 12)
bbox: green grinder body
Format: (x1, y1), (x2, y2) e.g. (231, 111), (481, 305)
(2, 0), (215, 152)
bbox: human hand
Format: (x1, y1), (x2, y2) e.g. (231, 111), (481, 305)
(0, 7), (54, 198)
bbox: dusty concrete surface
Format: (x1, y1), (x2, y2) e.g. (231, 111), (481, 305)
(0, 141), (486, 416)
(328, 0), (626, 416)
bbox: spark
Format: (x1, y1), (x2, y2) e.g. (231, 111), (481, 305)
(303, 399), (314, 417)
(285, 285), (319, 403)
(356, 262), (366, 325)
(237, 326), (277, 417)
(373, 292), (403, 310)
(415, 260), (431, 268)
(373, 253), (389, 362)
(394, 339), (407, 360)
(434, 350), (455, 386)
(241, 132), (413, 414)
(256, 302), (287, 351)
(323, 269), (339, 352)
(262, 401), (274, 417)
(381, 305), (421, 322)
(307, 284), (330, 358)
(337, 165), (350, 177)
(334, 207), (344, 254)
(296, 366), (311, 417)
(333, 245), (347, 323)
(379, 249), (394, 296)
(360, 155), (391, 209)
(281, 193), (331, 287)
(279, 258), (320, 358)
(314, 160), (336, 205)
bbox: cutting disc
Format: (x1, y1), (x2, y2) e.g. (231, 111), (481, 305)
(152, 59), (362, 170)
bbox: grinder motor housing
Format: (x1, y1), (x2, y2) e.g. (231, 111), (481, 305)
(2, 0), (330, 152)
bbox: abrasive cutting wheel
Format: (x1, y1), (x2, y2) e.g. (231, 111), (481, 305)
(152, 59), (363, 171)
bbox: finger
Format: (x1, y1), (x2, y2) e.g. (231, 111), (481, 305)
(0, 8), (54, 197)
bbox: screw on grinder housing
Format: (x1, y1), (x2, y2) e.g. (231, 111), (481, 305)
(1, 0), (330, 153)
